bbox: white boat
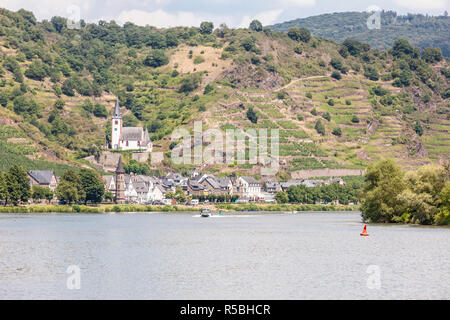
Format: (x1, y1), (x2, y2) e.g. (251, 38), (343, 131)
(201, 209), (211, 217)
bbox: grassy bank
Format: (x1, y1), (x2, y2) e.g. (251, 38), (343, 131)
(0, 203), (358, 214)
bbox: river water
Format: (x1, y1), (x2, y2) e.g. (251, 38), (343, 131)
(0, 211), (448, 299)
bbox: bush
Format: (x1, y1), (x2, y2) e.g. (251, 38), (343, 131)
(331, 70), (341, 80)
(364, 65), (379, 81)
(294, 45), (303, 54)
(288, 27), (311, 42)
(249, 20), (263, 32)
(311, 108), (317, 116)
(327, 99), (334, 106)
(179, 74), (201, 93)
(322, 112), (331, 121)
(351, 115), (360, 123)
(315, 119), (325, 135)
(297, 114), (304, 121)
(306, 92), (312, 99)
(332, 127), (342, 136)
(422, 47), (443, 64)
(199, 21), (214, 35)
(144, 49), (169, 68)
(247, 107), (258, 124)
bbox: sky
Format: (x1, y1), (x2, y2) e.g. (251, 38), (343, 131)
(0, 0), (449, 28)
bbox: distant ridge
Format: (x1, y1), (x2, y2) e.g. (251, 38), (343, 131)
(269, 11), (450, 56)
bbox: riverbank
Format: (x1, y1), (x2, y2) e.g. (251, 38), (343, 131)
(0, 203), (358, 214)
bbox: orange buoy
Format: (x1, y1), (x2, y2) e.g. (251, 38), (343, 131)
(360, 225), (369, 236)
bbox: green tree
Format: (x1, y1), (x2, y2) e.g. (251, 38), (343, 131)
(144, 49), (169, 67)
(56, 170), (84, 204)
(179, 73), (201, 93)
(360, 159), (405, 223)
(32, 186), (53, 203)
(79, 169), (105, 204)
(315, 119), (325, 135)
(0, 173), (8, 204)
(288, 27), (311, 42)
(24, 60), (48, 81)
(6, 165), (31, 205)
(174, 186), (187, 203)
(247, 107), (258, 124)
(249, 20), (263, 32)
(275, 191), (289, 203)
(199, 22), (214, 35)
(422, 47), (442, 63)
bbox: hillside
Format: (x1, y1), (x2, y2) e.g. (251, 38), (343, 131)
(0, 8), (449, 179)
(269, 11), (450, 57)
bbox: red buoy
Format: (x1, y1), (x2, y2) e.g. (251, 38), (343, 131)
(360, 225), (369, 236)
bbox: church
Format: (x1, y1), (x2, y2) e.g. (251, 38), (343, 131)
(110, 99), (152, 152)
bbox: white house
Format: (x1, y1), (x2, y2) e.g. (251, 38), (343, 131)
(111, 99), (152, 152)
(238, 176), (262, 200)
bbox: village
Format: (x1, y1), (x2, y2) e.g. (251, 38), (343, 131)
(28, 163), (347, 206)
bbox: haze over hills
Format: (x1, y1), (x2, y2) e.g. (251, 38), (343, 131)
(269, 11), (450, 57)
(0, 7), (448, 179)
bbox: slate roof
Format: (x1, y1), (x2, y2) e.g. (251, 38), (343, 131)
(113, 98), (121, 118)
(28, 170), (55, 185)
(120, 127), (144, 141)
(240, 176), (260, 185)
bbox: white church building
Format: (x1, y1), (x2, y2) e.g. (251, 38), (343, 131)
(110, 99), (152, 152)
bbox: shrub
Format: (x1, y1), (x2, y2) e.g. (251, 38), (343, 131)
(288, 27), (311, 42)
(322, 112), (331, 121)
(249, 20), (263, 32)
(247, 107), (258, 124)
(315, 119), (325, 135)
(332, 127), (342, 136)
(306, 92), (312, 99)
(331, 70), (342, 80)
(144, 49), (169, 68)
(297, 114), (304, 121)
(294, 45), (303, 54)
(311, 108), (317, 116)
(327, 99), (334, 106)
(351, 115), (360, 123)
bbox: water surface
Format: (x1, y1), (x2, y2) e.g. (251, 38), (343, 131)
(0, 211), (448, 299)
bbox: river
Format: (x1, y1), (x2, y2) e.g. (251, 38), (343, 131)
(0, 211), (448, 299)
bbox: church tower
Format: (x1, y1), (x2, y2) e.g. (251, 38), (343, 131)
(111, 98), (122, 149)
(115, 156), (126, 204)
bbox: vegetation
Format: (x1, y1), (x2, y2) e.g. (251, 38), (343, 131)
(360, 159), (449, 225)
(270, 11), (450, 56)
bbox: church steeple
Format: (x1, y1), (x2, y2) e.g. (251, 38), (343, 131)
(113, 98), (121, 119)
(111, 97), (123, 150)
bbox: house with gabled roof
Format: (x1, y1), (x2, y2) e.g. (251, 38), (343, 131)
(28, 170), (58, 190)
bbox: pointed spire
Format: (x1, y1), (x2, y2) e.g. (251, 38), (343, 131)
(116, 155), (125, 174)
(113, 98), (121, 119)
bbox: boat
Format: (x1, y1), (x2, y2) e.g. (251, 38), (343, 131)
(201, 209), (211, 218)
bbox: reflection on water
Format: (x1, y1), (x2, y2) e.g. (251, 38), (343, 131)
(0, 212), (448, 299)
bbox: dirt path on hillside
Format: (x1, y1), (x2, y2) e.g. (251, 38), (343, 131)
(275, 74), (331, 92)
(291, 168), (365, 179)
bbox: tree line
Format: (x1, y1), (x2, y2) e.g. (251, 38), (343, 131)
(360, 159), (450, 225)
(0, 166), (105, 206)
(275, 180), (362, 205)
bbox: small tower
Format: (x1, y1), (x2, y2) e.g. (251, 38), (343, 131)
(115, 156), (126, 204)
(111, 98), (122, 149)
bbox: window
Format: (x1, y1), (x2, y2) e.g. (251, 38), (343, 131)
(115, 121), (118, 125)
(126, 141), (129, 147)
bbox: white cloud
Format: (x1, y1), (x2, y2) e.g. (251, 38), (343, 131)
(0, 0), (92, 20)
(239, 9), (284, 28)
(282, 0), (317, 6)
(116, 9), (208, 27)
(395, 0), (447, 10)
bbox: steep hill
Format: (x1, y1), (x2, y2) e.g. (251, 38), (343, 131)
(0, 8), (448, 179)
(269, 11), (450, 57)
